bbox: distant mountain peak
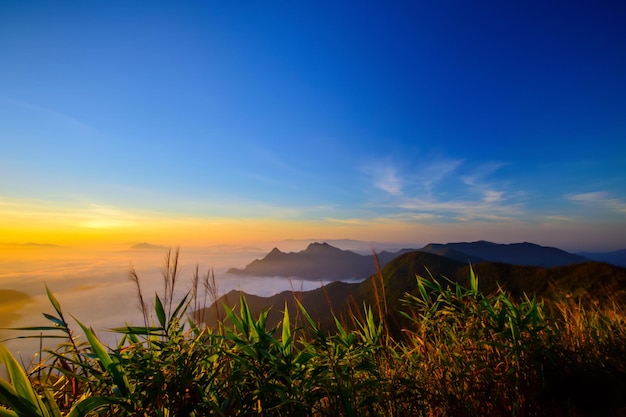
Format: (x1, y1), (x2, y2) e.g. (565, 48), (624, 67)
(419, 241), (586, 267)
(227, 243), (414, 279)
(131, 242), (166, 250)
(305, 242), (342, 253)
(309, 242), (331, 247)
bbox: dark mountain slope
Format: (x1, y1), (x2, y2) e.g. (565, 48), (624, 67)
(200, 251), (626, 334)
(358, 251), (465, 309)
(420, 240), (588, 267)
(226, 242), (413, 280)
(417, 244), (486, 264)
(195, 281), (359, 331)
(576, 249), (626, 268)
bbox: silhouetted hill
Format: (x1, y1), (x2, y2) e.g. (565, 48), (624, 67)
(417, 244), (486, 263)
(576, 249), (626, 268)
(202, 250), (626, 334)
(419, 240), (587, 267)
(452, 261), (626, 302)
(0, 289), (33, 327)
(226, 242), (414, 280)
(131, 242), (167, 250)
(195, 281), (360, 331)
(358, 251), (465, 309)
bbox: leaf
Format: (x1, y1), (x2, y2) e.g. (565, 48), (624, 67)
(154, 294), (166, 329)
(0, 407), (19, 417)
(75, 318), (130, 398)
(42, 314), (66, 329)
(0, 345), (41, 414)
(281, 303), (291, 357)
(169, 292), (190, 324)
(40, 387), (61, 417)
(469, 264), (478, 294)
(1, 326), (60, 332)
(45, 285), (63, 319)
(109, 325), (163, 336)
(0, 379), (39, 417)
(294, 299), (325, 342)
(66, 396), (120, 417)
(416, 275), (429, 303)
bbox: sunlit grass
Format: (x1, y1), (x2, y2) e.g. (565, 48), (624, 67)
(1, 251), (626, 416)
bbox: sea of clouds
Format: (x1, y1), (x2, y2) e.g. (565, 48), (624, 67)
(0, 242), (375, 361)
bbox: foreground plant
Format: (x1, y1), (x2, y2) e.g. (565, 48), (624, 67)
(2, 253), (626, 416)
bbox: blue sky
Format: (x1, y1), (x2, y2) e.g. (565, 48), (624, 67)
(1, 2), (625, 250)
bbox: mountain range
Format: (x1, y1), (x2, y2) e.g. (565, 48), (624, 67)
(226, 240), (596, 280)
(199, 241), (626, 332)
(576, 249), (626, 268)
(226, 242), (414, 280)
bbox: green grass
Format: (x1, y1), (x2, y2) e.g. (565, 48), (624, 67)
(2, 251), (626, 416)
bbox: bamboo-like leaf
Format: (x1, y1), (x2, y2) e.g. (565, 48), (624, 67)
(66, 396), (120, 417)
(75, 318), (130, 398)
(0, 345), (41, 414)
(0, 406), (19, 417)
(0, 379), (39, 417)
(281, 303), (291, 357)
(223, 304), (244, 335)
(154, 294), (166, 329)
(45, 285), (63, 319)
(40, 388), (61, 417)
(42, 314), (65, 329)
(240, 295), (256, 339)
(416, 275), (429, 302)
(1, 326), (60, 332)
(333, 316), (351, 346)
(469, 264), (478, 294)
(0, 335), (67, 346)
(169, 292), (190, 323)
(109, 325), (162, 335)
(294, 299), (325, 342)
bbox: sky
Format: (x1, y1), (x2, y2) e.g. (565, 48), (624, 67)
(1, 1), (625, 252)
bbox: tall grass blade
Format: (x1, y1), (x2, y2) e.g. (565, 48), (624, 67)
(74, 319), (130, 398)
(281, 302), (292, 357)
(66, 396), (120, 417)
(154, 294), (166, 330)
(44, 286), (62, 320)
(0, 379), (39, 417)
(469, 264), (478, 293)
(0, 406), (19, 417)
(0, 345), (42, 416)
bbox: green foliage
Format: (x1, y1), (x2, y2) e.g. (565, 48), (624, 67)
(2, 256), (626, 416)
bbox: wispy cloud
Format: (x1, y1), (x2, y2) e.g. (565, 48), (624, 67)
(0, 198), (142, 230)
(413, 157), (464, 192)
(483, 190), (504, 204)
(325, 217), (368, 225)
(397, 197), (522, 222)
(373, 164), (402, 195)
(566, 191), (626, 214)
(567, 191), (610, 202)
(363, 156), (517, 223)
(79, 204), (137, 229)
(460, 162), (507, 186)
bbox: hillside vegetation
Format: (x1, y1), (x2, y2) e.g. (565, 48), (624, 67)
(1, 250), (626, 416)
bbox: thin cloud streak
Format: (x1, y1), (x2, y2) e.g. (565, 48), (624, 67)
(566, 191), (626, 214)
(370, 163), (402, 195)
(363, 157), (521, 223)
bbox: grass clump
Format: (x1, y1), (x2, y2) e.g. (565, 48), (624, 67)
(2, 252), (626, 416)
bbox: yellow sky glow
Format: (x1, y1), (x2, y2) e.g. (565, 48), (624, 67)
(2, 198), (625, 252)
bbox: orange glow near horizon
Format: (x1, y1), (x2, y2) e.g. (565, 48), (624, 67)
(2, 199), (625, 253)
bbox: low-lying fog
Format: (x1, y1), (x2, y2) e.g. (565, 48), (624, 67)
(0, 241), (381, 361)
